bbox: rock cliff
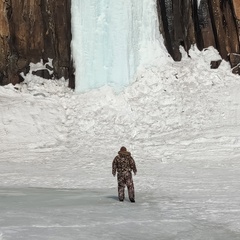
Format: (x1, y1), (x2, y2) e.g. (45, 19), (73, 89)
(157, 0), (240, 73)
(0, 0), (74, 88)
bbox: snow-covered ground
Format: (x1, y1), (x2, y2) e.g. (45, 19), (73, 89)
(1, 47), (240, 239)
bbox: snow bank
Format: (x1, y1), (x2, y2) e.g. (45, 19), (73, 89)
(0, 77), (70, 152)
(1, 46), (240, 159)
(1, 46), (240, 191)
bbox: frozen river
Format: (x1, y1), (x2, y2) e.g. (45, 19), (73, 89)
(1, 186), (240, 240)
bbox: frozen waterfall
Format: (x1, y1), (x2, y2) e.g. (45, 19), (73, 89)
(71, 0), (162, 92)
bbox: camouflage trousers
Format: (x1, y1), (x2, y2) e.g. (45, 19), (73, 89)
(117, 171), (135, 201)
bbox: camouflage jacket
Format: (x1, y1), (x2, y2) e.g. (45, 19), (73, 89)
(112, 151), (137, 175)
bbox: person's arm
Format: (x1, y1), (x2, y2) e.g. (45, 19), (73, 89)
(112, 157), (117, 177)
(130, 157), (137, 175)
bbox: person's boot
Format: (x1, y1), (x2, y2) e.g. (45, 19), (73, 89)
(130, 198), (135, 203)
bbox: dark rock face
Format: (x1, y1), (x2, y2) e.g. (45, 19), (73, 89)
(32, 69), (53, 80)
(157, 0), (196, 61)
(233, 0), (240, 20)
(210, 60), (222, 69)
(157, 0), (240, 73)
(229, 53), (240, 74)
(0, 0), (74, 88)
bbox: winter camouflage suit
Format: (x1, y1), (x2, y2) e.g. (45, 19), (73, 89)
(112, 147), (137, 202)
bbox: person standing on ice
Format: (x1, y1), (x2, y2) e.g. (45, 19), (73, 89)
(112, 146), (137, 202)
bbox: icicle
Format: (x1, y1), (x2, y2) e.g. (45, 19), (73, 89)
(71, 0), (162, 93)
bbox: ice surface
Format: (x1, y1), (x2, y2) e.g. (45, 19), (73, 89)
(1, 156), (240, 240)
(71, 0), (162, 92)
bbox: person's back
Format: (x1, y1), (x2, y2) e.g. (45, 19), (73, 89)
(112, 146), (137, 202)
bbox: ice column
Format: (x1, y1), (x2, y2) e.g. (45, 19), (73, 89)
(71, 0), (161, 92)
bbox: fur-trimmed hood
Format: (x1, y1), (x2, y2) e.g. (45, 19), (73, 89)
(118, 151), (131, 157)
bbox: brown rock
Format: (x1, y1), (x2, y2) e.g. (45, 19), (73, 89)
(232, 65), (240, 75)
(32, 69), (53, 79)
(0, 0), (74, 87)
(229, 53), (240, 68)
(210, 60), (222, 69)
(233, 0), (240, 20)
(157, 0), (196, 61)
(157, 0), (240, 72)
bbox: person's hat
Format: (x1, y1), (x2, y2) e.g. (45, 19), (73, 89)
(120, 146), (127, 152)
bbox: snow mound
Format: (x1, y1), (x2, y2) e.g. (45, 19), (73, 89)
(1, 46), (240, 158)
